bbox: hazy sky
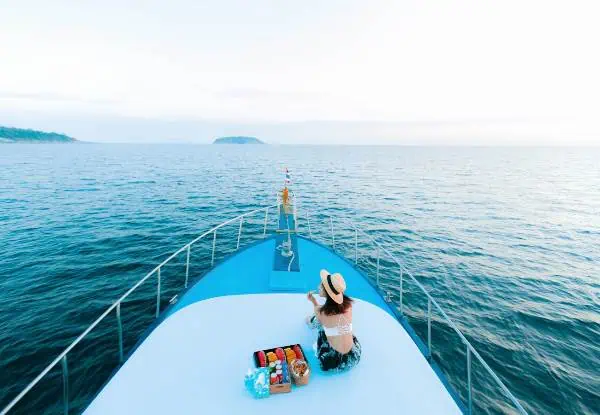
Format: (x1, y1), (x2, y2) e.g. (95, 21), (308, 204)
(1, 0), (599, 144)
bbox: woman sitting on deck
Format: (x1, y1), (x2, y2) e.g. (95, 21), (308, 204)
(307, 270), (362, 372)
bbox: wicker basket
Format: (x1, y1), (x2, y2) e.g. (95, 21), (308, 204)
(290, 359), (310, 386)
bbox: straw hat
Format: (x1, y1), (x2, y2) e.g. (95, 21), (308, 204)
(320, 269), (346, 304)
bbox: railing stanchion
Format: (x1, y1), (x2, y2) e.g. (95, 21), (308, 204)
(399, 267), (404, 315)
(293, 199), (298, 225)
(427, 296), (432, 359)
(354, 228), (358, 264)
(467, 345), (473, 415)
(307, 212), (312, 239)
(236, 217), (243, 250)
(156, 268), (161, 318)
(116, 303), (124, 364)
(376, 248), (380, 286)
(61, 355), (69, 415)
(330, 216), (335, 249)
(211, 230), (217, 267)
(263, 208), (269, 237)
(185, 244), (190, 289)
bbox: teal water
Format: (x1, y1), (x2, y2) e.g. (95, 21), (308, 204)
(0, 144), (598, 414)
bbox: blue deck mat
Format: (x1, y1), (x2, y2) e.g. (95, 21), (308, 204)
(272, 232), (300, 272)
(277, 204), (296, 230)
(272, 204), (300, 273)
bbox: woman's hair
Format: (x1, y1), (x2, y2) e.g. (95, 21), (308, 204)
(319, 283), (353, 316)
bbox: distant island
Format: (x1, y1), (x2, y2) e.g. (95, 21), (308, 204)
(213, 136), (265, 145)
(0, 126), (76, 143)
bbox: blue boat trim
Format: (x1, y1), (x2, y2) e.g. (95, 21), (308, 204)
(169, 236), (394, 315)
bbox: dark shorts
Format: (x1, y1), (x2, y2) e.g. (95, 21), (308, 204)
(316, 328), (362, 372)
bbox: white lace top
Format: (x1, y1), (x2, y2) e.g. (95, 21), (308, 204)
(322, 314), (353, 336)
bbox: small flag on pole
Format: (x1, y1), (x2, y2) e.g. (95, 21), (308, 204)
(285, 168), (291, 184)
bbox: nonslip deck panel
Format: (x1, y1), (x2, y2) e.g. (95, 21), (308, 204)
(272, 231), (300, 273)
(278, 205), (295, 230)
(84, 295), (462, 415)
(273, 204), (300, 273)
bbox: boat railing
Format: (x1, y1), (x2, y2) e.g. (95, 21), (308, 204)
(0, 205), (277, 415)
(2, 203), (527, 415)
(301, 209), (527, 415)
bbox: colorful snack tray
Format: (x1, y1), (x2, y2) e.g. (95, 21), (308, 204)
(252, 344), (309, 394)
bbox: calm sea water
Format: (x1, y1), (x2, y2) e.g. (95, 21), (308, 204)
(0, 144), (598, 414)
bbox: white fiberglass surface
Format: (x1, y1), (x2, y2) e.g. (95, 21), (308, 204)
(84, 294), (462, 415)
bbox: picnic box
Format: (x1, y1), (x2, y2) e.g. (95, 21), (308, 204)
(253, 344), (310, 394)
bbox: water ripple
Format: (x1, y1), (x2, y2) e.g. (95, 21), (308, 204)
(0, 145), (598, 414)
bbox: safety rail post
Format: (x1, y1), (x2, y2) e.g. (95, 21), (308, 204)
(354, 228), (358, 264)
(61, 355), (69, 415)
(116, 303), (124, 364)
(376, 248), (380, 286)
(467, 345), (473, 414)
(211, 230), (217, 267)
(330, 216), (335, 249)
(184, 245), (190, 289)
(427, 296), (432, 359)
(155, 268), (161, 318)
(263, 208), (269, 237)
(306, 212), (312, 239)
(399, 267), (404, 315)
(293, 198), (298, 228)
(236, 217), (243, 250)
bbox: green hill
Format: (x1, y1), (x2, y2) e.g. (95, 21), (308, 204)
(213, 136), (264, 144)
(0, 126), (76, 143)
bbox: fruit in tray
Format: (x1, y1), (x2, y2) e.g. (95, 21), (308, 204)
(257, 351), (267, 367)
(290, 359), (309, 377)
(284, 348), (296, 363)
(292, 345), (304, 360)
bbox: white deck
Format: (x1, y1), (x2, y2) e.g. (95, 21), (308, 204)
(85, 294), (462, 414)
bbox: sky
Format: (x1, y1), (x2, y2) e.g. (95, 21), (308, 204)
(0, 0), (599, 144)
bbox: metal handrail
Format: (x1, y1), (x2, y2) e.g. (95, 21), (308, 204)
(1, 205), (276, 415)
(302, 210), (527, 415)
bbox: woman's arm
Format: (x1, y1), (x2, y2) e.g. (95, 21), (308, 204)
(307, 292), (321, 319)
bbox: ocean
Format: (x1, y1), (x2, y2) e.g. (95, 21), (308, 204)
(0, 144), (598, 414)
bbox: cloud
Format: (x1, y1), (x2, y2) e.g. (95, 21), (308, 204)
(1, 0), (598, 141)
(216, 87), (325, 100)
(0, 91), (118, 106)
